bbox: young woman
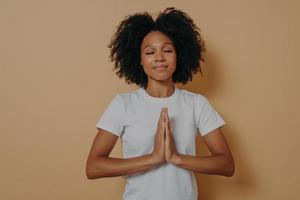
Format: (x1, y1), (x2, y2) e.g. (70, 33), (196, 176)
(86, 7), (235, 200)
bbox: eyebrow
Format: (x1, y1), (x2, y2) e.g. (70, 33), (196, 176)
(142, 42), (174, 50)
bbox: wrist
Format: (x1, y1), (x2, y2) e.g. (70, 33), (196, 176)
(170, 153), (181, 166)
(149, 152), (164, 166)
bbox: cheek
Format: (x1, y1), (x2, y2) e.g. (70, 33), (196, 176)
(167, 54), (177, 67)
(140, 57), (153, 74)
(141, 55), (153, 66)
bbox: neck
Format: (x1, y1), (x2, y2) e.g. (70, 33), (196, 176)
(145, 79), (175, 98)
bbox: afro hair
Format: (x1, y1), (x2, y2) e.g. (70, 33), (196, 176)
(108, 7), (206, 88)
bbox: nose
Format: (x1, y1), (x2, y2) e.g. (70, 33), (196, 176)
(155, 51), (165, 62)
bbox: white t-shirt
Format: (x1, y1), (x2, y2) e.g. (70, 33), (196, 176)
(96, 85), (226, 200)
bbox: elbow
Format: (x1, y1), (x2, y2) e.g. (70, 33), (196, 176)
(224, 158), (235, 177)
(86, 161), (104, 180)
(86, 167), (105, 180)
(86, 169), (95, 180)
(86, 165), (96, 179)
(86, 156), (114, 179)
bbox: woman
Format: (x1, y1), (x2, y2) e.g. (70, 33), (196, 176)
(86, 7), (235, 200)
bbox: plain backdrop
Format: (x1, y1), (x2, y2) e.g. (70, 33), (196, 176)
(0, 0), (299, 200)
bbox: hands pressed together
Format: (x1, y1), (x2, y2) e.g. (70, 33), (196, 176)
(151, 107), (179, 165)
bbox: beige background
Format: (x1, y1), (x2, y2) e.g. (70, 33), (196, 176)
(0, 0), (299, 199)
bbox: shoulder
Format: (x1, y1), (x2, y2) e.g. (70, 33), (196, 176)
(115, 88), (141, 105)
(178, 88), (208, 104)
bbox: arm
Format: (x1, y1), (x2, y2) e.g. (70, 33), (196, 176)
(86, 108), (166, 179)
(172, 128), (235, 177)
(85, 129), (158, 179)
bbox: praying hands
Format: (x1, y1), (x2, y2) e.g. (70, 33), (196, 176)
(151, 107), (179, 165)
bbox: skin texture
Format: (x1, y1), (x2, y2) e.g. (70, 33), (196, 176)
(86, 31), (235, 179)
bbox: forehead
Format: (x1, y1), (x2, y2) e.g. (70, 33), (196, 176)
(141, 31), (174, 48)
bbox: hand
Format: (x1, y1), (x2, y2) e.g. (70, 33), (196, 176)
(164, 107), (179, 164)
(151, 107), (166, 165)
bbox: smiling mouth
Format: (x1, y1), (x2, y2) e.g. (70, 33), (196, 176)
(153, 66), (168, 71)
(153, 65), (168, 69)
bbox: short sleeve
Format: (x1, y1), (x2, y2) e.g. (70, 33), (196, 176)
(95, 94), (125, 137)
(195, 95), (226, 136)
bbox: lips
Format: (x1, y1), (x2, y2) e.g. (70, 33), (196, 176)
(152, 64), (168, 69)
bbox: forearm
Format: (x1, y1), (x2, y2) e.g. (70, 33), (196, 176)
(173, 153), (235, 177)
(86, 153), (158, 179)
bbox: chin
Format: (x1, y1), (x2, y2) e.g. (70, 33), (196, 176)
(148, 74), (173, 82)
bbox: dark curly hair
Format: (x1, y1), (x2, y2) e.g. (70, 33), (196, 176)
(108, 7), (206, 89)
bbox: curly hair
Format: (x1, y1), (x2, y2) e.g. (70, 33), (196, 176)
(108, 7), (206, 88)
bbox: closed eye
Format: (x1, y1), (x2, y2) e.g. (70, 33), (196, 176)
(144, 49), (173, 55)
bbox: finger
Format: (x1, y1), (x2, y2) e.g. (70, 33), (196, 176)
(165, 107), (168, 122)
(158, 108), (164, 126)
(163, 107), (167, 123)
(165, 123), (170, 146)
(161, 108), (165, 122)
(166, 126), (172, 144)
(165, 122), (168, 138)
(164, 108), (171, 132)
(160, 109), (166, 135)
(165, 119), (169, 135)
(163, 107), (166, 123)
(165, 108), (170, 124)
(163, 109), (167, 131)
